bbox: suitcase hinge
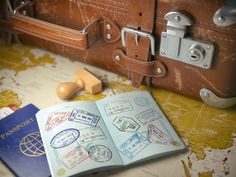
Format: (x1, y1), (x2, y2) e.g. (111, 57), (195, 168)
(0, 0), (29, 44)
(213, 0), (236, 27)
(12, 0), (33, 15)
(160, 11), (215, 69)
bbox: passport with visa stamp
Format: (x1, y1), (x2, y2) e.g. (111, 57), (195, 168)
(36, 91), (187, 177)
(0, 104), (50, 177)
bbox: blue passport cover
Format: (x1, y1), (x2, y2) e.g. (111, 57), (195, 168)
(0, 104), (50, 177)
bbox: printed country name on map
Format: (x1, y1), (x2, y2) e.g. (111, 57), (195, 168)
(0, 117), (34, 140)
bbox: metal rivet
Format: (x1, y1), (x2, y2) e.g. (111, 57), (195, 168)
(203, 63), (208, 68)
(206, 45), (211, 50)
(106, 34), (112, 40)
(157, 68), (162, 74)
(106, 24), (111, 30)
(218, 16), (225, 23)
(115, 55), (120, 62)
(203, 91), (210, 97)
(22, 10), (27, 15)
(175, 15), (181, 22)
(161, 51), (165, 55)
(21, 1), (25, 5)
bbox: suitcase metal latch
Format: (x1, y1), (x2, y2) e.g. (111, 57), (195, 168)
(160, 11), (215, 69)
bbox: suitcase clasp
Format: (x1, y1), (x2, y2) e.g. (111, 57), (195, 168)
(160, 11), (215, 69)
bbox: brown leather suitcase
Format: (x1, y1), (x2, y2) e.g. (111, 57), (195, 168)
(1, 0), (236, 108)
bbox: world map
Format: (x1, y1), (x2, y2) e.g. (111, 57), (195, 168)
(19, 132), (45, 157)
(0, 40), (236, 177)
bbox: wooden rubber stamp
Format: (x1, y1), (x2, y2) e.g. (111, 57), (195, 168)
(56, 68), (102, 100)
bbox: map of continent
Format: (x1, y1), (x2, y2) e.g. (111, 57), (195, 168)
(0, 41), (54, 74)
(0, 90), (21, 109)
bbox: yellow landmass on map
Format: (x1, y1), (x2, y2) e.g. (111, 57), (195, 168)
(72, 92), (106, 102)
(0, 90), (21, 108)
(0, 41), (55, 73)
(198, 170), (214, 177)
(181, 160), (191, 177)
(151, 89), (236, 160)
(182, 158), (214, 177)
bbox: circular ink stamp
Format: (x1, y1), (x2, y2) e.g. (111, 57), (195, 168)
(88, 145), (112, 162)
(50, 128), (80, 149)
(134, 96), (150, 107)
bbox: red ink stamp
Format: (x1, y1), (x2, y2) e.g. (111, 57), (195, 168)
(61, 145), (89, 169)
(45, 112), (71, 131)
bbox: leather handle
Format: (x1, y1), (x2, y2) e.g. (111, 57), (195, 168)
(0, 0), (122, 49)
(9, 13), (120, 50)
(10, 13), (90, 50)
(0, 0), (120, 49)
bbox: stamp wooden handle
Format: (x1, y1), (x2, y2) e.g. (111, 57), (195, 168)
(56, 80), (84, 100)
(56, 68), (102, 100)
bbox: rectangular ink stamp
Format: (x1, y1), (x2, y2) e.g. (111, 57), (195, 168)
(119, 132), (150, 159)
(104, 99), (132, 116)
(79, 126), (106, 144)
(135, 108), (162, 125)
(113, 116), (140, 133)
(68, 109), (100, 127)
(61, 145), (89, 169)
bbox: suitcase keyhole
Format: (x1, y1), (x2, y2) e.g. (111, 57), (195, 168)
(188, 45), (205, 62)
(190, 54), (198, 60)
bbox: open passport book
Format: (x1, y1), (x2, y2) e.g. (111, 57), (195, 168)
(36, 91), (187, 177)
